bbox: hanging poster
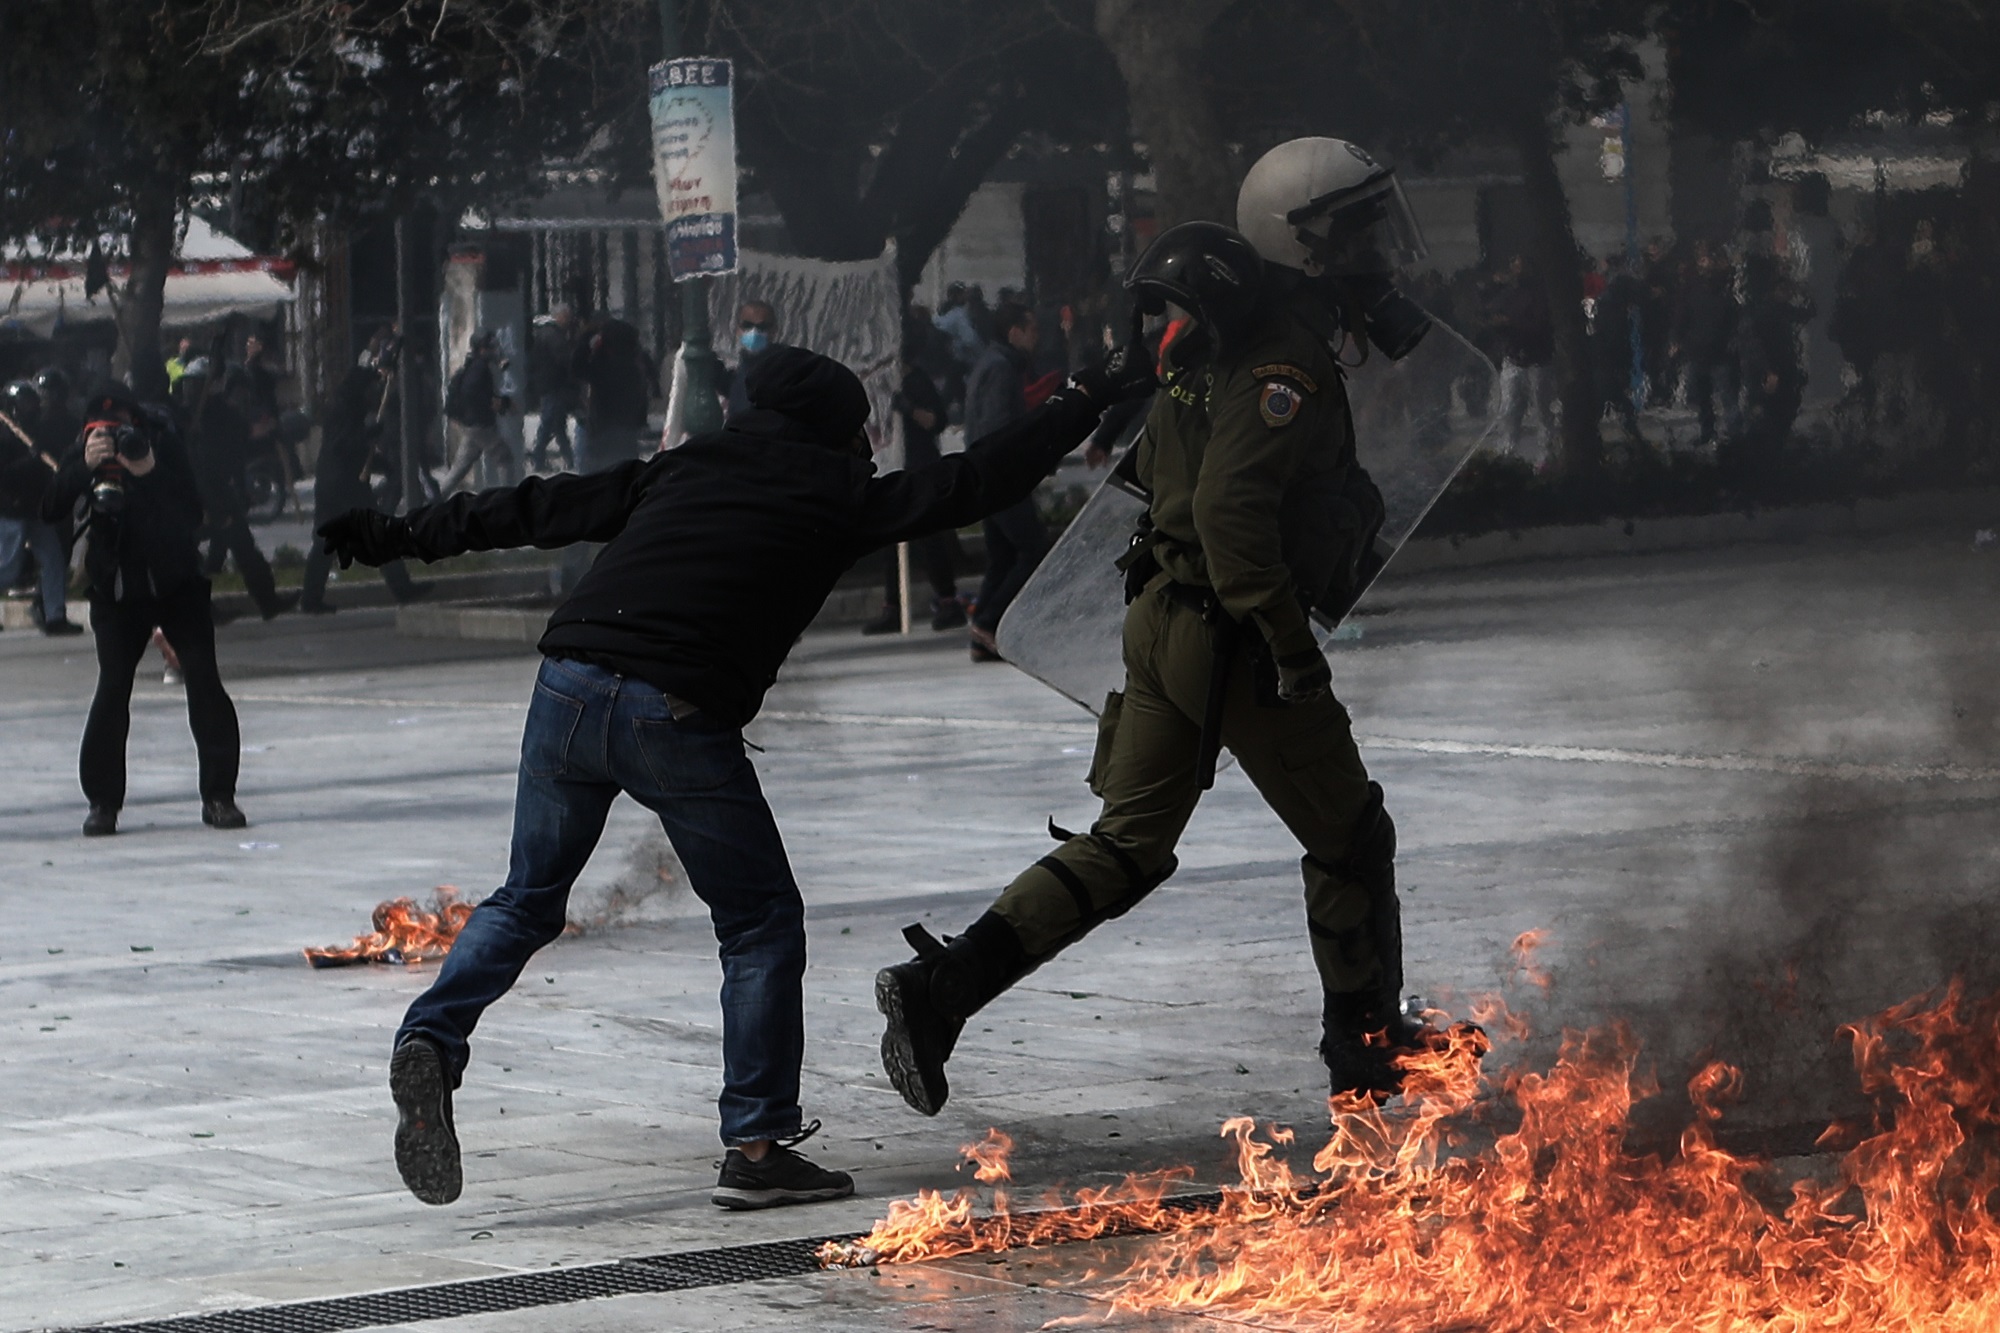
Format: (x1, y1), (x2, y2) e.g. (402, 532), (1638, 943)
(649, 57), (738, 279)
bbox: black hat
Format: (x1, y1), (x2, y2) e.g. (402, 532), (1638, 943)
(742, 346), (870, 450)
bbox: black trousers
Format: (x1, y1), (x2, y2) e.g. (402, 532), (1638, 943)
(974, 497), (1048, 632)
(83, 582), (240, 809)
(880, 531), (961, 606)
(201, 506), (280, 614)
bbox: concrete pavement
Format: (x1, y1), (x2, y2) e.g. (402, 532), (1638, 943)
(2, 530), (1996, 1330)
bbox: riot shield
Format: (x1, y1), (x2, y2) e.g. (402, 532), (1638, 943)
(996, 317), (1498, 714)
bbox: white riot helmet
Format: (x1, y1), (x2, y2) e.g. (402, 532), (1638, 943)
(1237, 137), (1427, 275)
(1237, 137), (1433, 359)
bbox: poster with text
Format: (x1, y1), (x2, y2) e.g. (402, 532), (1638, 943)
(649, 58), (737, 279)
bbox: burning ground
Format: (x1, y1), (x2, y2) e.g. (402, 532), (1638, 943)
(829, 973), (2000, 1331)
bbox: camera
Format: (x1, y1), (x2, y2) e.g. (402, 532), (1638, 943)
(89, 424), (150, 516)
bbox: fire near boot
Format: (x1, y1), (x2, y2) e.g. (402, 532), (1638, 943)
(1321, 989), (1429, 1102)
(876, 912), (1032, 1115)
(1311, 781), (1434, 1101)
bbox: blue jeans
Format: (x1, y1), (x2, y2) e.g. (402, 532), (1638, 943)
(397, 658), (807, 1145)
(0, 516), (69, 623)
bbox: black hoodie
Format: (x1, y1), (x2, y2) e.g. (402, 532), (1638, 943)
(398, 349), (1101, 725)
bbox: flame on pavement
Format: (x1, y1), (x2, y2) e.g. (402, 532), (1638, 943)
(825, 979), (2000, 1331)
(304, 887), (472, 968)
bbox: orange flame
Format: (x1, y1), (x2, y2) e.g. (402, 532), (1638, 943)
(303, 887), (472, 968)
(830, 981), (2000, 1331)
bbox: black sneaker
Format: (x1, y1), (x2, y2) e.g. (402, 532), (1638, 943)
(82, 805), (117, 837)
(41, 617), (84, 636)
(390, 1037), (461, 1205)
(711, 1122), (853, 1210)
(201, 799), (248, 830)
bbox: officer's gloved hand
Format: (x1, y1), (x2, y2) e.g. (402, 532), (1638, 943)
(1071, 341), (1159, 406)
(317, 509), (411, 569)
(1276, 646), (1333, 704)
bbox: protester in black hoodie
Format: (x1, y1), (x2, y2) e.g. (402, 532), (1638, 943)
(318, 342), (1155, 1213)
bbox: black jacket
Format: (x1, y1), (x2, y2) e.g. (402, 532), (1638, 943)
(0, 432), (53, 521)
(42, 412), (207, 603)
(399, 387), (1104, 725)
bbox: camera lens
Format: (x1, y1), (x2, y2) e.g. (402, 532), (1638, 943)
(116, 425), (151, 460)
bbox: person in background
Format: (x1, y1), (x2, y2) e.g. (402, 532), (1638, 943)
(528, 305), (578, 472)
(1672, 241), (1743, 450)
(571, 314), (651, 475)
(722, 300), (783, 418)
(165, 337), (195, 390)
(962, 301), (1047, 661)
(933, 283), (986, 384)
(42, 387), (247, 837)
(0, 380), (81, 635)
(1490, 255), (1558, 463)
(440, 332), (516, 494)
(301, 362), (431, 615)
(862, 338), (968, 635)
(179, 359), (294, 620)
(1593, 257), (1647, 444)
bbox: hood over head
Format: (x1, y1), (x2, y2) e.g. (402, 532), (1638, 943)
(735, 346), (870, 451)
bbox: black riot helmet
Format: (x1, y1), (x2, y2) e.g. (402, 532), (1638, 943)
(1125, 221), (1265, 348)
(33, 366), (71, 405)
(1, 380), (42, 427)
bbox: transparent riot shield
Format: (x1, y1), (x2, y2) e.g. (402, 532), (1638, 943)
(996, 317), (1498, 714)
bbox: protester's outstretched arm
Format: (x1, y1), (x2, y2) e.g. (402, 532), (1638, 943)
(320, 460), (651, 567)
(857, 346), (1155, 545)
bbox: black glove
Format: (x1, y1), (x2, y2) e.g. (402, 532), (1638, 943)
(1276, 646), (1333, 704)
(1071, 339), (1159, 406)
(317, 509), (411, 569)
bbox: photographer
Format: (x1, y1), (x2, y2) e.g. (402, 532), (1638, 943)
(42, 388), (247, 837)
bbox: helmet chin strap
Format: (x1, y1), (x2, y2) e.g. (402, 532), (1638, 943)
(1295, 229), (1373, 368)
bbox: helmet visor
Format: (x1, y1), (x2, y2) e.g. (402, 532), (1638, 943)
(1288, 170), (1428, 276)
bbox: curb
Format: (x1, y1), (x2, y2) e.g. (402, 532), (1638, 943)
(1390, 487), (1999, 576)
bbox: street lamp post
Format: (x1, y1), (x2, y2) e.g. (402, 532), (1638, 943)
(658, 0), (724, 437)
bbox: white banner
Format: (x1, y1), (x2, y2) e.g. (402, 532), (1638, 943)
(649, 58), (738, 280)
(663, 244), (905, 463)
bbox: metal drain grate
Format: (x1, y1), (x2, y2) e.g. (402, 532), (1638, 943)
(54, 1189), (1233, 1333)
(51, 1241), (853, 1333)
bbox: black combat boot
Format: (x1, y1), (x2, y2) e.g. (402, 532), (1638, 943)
(1320, 989), (1430, 1103)
(876, 913), (1032, 1115)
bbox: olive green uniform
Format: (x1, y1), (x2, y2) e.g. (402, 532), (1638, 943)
(990, 289), (1389, 996)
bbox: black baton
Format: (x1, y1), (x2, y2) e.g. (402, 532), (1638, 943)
(1196, 610), (1239, 791)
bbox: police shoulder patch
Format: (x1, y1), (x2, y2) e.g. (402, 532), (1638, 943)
(1259, 379), (1303, 428)
(1250, 362), (1319, 395)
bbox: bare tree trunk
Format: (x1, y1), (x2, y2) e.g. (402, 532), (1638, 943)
(1511, 110), (1602, 474)
(117, 188), (177, 402)
(1094, 0), (1236, 229)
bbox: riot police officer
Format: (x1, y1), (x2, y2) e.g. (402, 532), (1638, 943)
(877, 138), (1442, 1114)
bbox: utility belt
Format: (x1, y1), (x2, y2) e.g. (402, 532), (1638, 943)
(1151, 576), (1287, 787)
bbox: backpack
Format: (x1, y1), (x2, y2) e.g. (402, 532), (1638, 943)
(443, 362), (474, 424)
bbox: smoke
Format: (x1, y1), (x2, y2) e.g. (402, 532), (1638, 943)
(564, 823), (694, 934)
(1516, 552), (2000, 1149)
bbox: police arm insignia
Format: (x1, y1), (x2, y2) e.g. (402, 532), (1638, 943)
(1259, 379), (1303, 428)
